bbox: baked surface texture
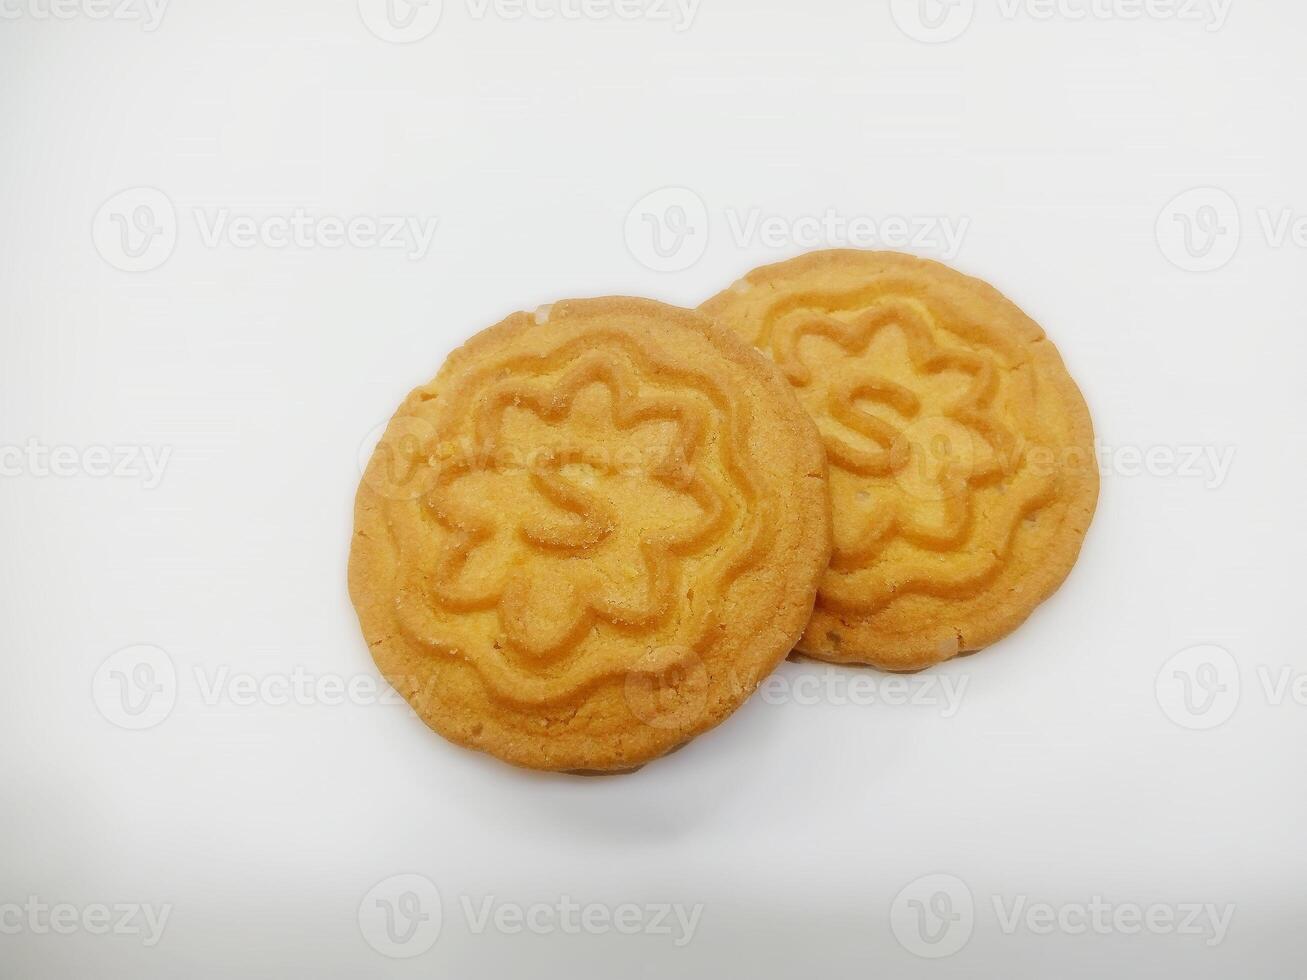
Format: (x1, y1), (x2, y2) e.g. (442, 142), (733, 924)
(701, 251), (1098, 671)
(349, 297), (830, 771)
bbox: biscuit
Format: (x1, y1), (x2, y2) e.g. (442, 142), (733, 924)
(349, 297), (830, 772)
(700, 251), (1097, 671)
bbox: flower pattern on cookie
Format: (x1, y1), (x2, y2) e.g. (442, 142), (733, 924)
(423, 353), (729, 659)
(764, 294), (1058, 615)
(771, 296), (1039, 587)
(378, 331), (779, 707)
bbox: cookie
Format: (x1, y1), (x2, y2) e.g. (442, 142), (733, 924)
(700, 251), (1097, 671)
(349, 297), (830, 772)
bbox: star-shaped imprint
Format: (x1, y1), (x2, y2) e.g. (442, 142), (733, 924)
(768, 296), (1052, 610)
(419, 353), (731, 660)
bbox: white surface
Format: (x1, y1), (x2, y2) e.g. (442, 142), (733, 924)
(2, 2), (1305, 977)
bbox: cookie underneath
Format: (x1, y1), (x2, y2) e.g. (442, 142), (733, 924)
(701, 251), (1098, 671)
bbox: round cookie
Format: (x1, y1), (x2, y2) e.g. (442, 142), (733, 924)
(700, 251), (1098, 671)
(349, 297), (831, 772)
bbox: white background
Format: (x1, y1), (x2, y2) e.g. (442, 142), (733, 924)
(2, 1), (1305, 977)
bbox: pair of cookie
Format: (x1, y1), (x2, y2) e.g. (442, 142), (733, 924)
(349, 251), (1098, 772)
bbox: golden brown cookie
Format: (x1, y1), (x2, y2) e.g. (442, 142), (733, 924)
(349, 297), (830, 772)
(700, 251), (1098, 671)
